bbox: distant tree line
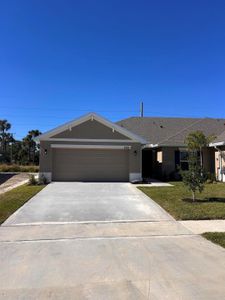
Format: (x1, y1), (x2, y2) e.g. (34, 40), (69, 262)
(0, 119), (41, 165)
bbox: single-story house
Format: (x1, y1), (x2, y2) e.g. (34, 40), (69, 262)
(210, 131), (225, 182)
(37, 113), (225, 182)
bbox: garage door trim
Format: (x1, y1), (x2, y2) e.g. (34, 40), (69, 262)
(51, 144), (131, 150)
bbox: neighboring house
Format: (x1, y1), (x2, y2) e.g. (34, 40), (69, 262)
(117, 117), (225, 180)
(210, 131), (225, 182)
(37, 113), (225, 182)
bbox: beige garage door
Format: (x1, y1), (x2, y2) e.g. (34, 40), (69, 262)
(52, 148), (129, 181)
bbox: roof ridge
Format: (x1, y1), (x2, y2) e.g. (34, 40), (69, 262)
(117, 116), (202, 122)
(117, 116), (225, 123)
(157, 118), (205, 145)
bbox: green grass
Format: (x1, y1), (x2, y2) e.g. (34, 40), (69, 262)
(0, 164), (39, 173)
(202, 232), (225, 249)
(139, 182), (225, 220)
(0, 184), (45, 224)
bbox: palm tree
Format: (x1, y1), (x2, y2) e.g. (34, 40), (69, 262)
(0, 120), (14, 161)
(23, 130), (41, 164)
(185, 131), (215, 168)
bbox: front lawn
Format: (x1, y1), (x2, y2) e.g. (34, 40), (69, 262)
(202, 232), (225, 249)
(139, 182), (225, 220)
(0, 184), (45, 224)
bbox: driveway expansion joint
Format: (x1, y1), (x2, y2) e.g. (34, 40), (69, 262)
(0, 233), (197, 244)
(2, 219), (177, 227)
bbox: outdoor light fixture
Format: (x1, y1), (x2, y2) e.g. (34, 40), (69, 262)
(44, 149), (48, 155)
(134, 150), (137, 156)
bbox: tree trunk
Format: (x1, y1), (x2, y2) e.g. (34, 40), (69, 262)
(28, 146), (31, 163)
(200, 147), (203, 168)
(33, 146), (35, 164)
(192, 190), (195, 202)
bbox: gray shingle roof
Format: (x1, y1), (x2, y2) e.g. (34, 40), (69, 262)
(116, 117), (225, 146)
(212, 130), (225, 144)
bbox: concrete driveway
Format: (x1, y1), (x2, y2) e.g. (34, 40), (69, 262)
(4, 182), (173, 225)
(1, 182), (225, 299)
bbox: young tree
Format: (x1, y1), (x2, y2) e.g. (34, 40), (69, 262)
(180, 152), (206, 201)
(181, 131), (213, 201)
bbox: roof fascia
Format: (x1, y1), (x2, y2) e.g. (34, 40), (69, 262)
(210, 141), (225, 147)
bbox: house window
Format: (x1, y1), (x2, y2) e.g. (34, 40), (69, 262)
(157, 151), (163, 163)
(180, 151), (189, 170)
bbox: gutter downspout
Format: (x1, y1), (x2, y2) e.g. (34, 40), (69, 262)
(215, 146), (223, 182)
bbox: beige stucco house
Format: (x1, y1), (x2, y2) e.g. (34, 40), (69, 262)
(38, 113), (146, 182)
(37, 113), (225, 182)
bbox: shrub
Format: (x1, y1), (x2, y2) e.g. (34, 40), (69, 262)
(168, 171), (182, 181)
(206, 172), (217, 183)
(0, 164), (39, 173)
(28, 174), (37, 185)
(38, 174), (48, 185)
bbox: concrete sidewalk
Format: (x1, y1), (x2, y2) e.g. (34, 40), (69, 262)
(0, 220), (192, 242)
(0, 173), (30, 194)
(180, 220), (225, 234)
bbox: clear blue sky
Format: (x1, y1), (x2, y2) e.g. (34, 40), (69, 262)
(1, 0), (225, 139)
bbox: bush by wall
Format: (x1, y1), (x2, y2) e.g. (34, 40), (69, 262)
(0, 164), (39, 173)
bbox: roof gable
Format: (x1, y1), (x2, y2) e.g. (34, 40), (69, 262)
(52, 119), (130, 140)
(38, 113), (147, 143)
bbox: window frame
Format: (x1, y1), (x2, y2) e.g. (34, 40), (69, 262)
(179, 150), (189, 171)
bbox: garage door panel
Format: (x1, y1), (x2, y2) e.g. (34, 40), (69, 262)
(52, 149), (129, 181)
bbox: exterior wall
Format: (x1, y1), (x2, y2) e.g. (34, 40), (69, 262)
(161, 147), (178, 178)
(202, 147), (215, 173)
(129, 143), (142, 181)
(39, 141), (52, 172)
(156, 147), (216, 180)
(151, 148), (163, 179)
(39, 140), (142, 182)
(142, 147), (176, 180)
(215, 146), (225, 182)
(52, 120), (130, 140)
